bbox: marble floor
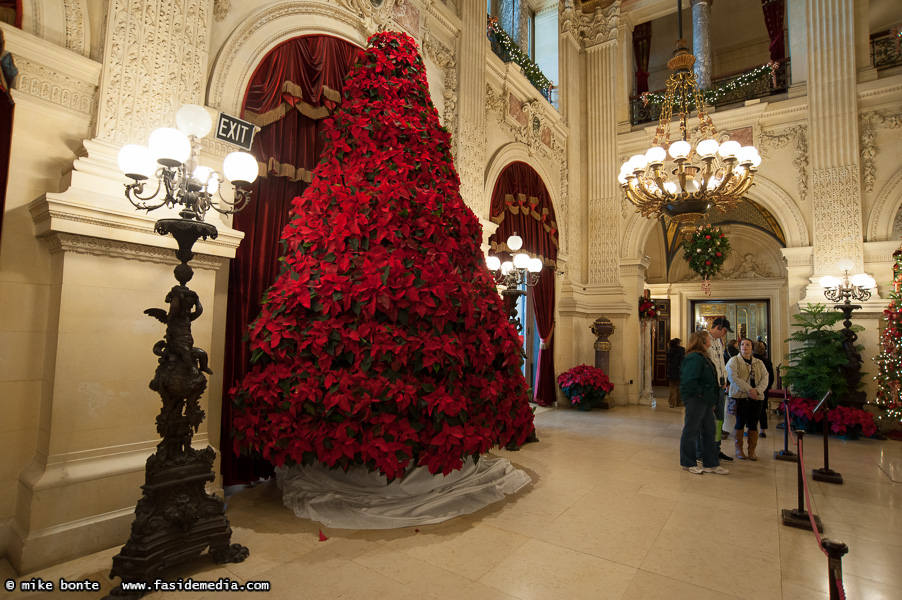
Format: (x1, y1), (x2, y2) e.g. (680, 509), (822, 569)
(3, 396), (901, 599)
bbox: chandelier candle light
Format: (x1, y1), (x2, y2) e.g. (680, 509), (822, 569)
(105, 104), (258, 597)
(485, 232), (544, 332)
(618, 0), (760, 223)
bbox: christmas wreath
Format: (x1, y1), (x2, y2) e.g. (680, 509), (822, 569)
(683, 224), (730, 294)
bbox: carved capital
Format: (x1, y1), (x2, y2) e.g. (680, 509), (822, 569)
(560, 0), (620, 50)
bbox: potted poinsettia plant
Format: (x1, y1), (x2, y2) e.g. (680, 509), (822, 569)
(781, 395), (877, 439)
(557, 364), (615, 411)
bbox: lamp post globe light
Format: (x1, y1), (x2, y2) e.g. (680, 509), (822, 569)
(106, 104), (257, 598)
(485, 233), (543, 332)
(820, 259), (876, 407)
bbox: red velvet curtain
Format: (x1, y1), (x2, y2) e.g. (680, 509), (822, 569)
(632, 21), (652, 94)
(0, 25), (15, 252)
(761, 0), (786, 61)
(0, 95), (11, 250)
(488, 162), (558, 406)
(221, 35), (360, 485)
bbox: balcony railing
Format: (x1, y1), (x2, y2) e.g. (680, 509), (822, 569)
(629, 59), (792, 126)
(871, 29), (902, 71)
(487, 16), (553, 104)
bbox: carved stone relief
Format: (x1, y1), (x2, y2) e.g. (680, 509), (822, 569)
(860, 111), (902, 193)
(22, 0), (88, 56)
(486, 87), (558, 161)
(63, 0), (88, 56)
(457, 120), (486, 214)
(759, 125), (809, 203)
(13, 56), (97, 114)
(812, 165), (864, 273)
(43, 232), (225, 271)
(213, 0), (230, 22)
(337, 0), (404, 32)
(560, 0), (620, 50)
(678, 251), (780, 282)
(96, 0), (212, 146)
(392, 0), (420, 37)
(423, 34), (457, 151)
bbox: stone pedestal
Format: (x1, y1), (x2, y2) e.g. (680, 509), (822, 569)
(590, 317), (615, 409)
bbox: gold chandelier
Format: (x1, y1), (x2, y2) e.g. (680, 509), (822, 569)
(618, 38), (760, 223)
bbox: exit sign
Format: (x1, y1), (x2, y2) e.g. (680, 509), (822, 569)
(214, 113), (255, 151)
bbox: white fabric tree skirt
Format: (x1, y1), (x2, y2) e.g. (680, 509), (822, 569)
(275, 457), (531, 529)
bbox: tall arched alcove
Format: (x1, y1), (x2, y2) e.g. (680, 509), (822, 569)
(630, 175), (806, 371)
(207, 1), (369, 114)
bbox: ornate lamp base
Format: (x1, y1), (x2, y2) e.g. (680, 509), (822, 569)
(104, 218), (248, 599)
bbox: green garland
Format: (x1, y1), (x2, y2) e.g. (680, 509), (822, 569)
(487, 17), (553, 101)
(683, 224), (730, 280)
(640, 61), (781, 109)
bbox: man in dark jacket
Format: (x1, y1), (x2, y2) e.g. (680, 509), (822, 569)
(666, 338), (685, 408)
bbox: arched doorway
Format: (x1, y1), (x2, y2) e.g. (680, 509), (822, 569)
(487, 161), (559, 406)
(220, 35), (361, 485)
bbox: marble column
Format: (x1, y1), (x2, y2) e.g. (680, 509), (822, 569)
(786, 0), (808, 89)
(805, 0), (864, 277)
(559, 5), (583, 282)
(691, 0), (713, 89)
(456, 0), (488, 215)
(585, 36), (622, 285)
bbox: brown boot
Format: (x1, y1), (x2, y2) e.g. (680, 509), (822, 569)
(734, 432), (747, 459)
(748, 430), (759, 461)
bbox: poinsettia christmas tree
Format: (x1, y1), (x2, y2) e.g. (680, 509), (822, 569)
(873, 248), (902, 427)
(230, 32), (535, 481)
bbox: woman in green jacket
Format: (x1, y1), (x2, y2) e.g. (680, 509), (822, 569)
(679, 330), (729, 475)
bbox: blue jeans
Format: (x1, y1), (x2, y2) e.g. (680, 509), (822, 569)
(681, 397), (719, 468)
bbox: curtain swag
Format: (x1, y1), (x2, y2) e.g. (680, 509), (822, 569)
(257, 156), (314, 183)
(490, 193), (559, 240)
(244, 82), (341, 127)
